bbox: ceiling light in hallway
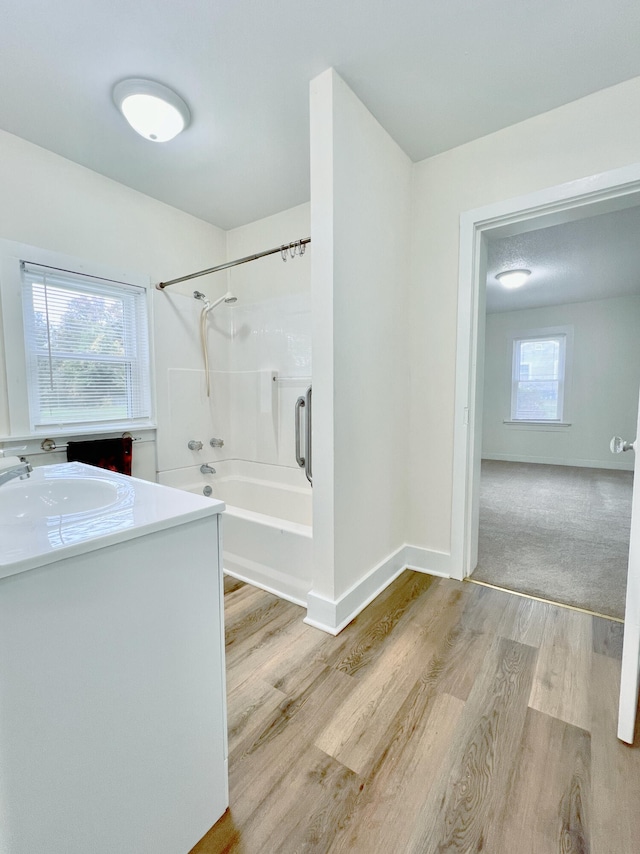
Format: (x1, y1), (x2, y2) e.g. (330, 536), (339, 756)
(496, 268), (531, 289)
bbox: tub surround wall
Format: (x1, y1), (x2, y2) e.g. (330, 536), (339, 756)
(308, 69), (414, 632)
(155, 204), (311, 478)
(226, 203), (312, 472)
(155, 356), (310, 475)
(222, 365), (311, 469)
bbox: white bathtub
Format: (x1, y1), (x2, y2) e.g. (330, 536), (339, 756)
(158, 460), (312, 605)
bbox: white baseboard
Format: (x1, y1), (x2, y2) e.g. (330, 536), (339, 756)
(402, 544), (453, 577)
(483, 452), (633, 471)
(304, 544), (452, 635)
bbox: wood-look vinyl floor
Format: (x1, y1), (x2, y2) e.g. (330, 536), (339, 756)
(191, 572), (639, 854)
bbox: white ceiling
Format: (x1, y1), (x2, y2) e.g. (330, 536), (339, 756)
(2, 1), (640, 230)
(486, 205), (640, 313)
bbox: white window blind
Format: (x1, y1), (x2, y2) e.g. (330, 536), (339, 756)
(21, 262), (152, 430)
(511, 334), (566, 421)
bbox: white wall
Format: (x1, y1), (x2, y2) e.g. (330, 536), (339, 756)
(0, 129), (227, 480)
(482, 296), (640, 470)
(410, 75), (640, 556)
(310, 69), (412, 613)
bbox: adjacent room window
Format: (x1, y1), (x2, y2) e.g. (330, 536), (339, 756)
(21, 262), (152, 431)
(511, 333), (566, 421)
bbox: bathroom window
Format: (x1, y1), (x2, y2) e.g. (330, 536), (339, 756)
(20, 262), (152, 431)
(510, 331), (568, 422)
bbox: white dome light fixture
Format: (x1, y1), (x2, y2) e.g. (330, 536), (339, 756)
(496, 268), (531, 289)
(113, 78), (191, 142)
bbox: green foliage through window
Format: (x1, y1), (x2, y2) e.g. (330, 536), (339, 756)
(22, 264), (151, 429)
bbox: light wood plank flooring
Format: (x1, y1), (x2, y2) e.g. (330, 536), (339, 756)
(191, 571), (639, 854)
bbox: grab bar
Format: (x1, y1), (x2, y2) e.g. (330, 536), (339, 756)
(295, 395), (306, 468)
(304, 386), (312, 485)
(294, 386), (312, 485)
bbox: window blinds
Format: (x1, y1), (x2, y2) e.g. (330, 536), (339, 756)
(21, 262), (152, 430)
(512, 335), (565, 421)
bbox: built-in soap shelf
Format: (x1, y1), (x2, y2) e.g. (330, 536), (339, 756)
(272, 374), (312, 387)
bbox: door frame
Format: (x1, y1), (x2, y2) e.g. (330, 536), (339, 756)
(452, 162), (640, 580)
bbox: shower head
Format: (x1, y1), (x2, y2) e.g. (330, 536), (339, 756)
(202, 292), (238, 314)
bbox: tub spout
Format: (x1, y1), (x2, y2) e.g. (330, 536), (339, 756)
(200, 464), (216, 475)
(0, 457), (33, 487)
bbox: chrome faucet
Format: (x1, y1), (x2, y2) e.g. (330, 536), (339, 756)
(0, 458), (33, 487)
(188, 440), (203, 451)
(200, 463), (216, 475)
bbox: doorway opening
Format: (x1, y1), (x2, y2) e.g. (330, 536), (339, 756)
(452, 163), (640, 619)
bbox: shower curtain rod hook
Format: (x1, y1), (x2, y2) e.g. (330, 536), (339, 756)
(280, 245), (287, 263)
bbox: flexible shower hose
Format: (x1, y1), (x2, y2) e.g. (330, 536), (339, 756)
(200, 304), (211, 397)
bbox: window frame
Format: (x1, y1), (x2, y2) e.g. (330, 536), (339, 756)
(0, 239), (156, 438)
(507, 325), (573, 425)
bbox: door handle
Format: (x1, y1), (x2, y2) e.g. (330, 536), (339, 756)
(610, 436), (637, 454)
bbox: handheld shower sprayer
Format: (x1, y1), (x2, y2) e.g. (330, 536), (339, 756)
(202, 292), (237, 314)
(198, 292), (238, 396)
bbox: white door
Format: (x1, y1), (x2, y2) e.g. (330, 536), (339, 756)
(617, 390), (640, 743)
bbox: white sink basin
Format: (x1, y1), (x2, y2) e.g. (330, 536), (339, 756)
(0, 462), (225, 579)
(0, 477), (119, 520)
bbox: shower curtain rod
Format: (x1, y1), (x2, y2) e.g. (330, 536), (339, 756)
(155, 236), (311, 290)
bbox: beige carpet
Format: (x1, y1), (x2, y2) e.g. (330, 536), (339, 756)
(472, 460), (633, 619)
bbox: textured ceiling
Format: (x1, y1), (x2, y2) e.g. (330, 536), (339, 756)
(1, 1), (640, 229)
(486, 205), (640, 313)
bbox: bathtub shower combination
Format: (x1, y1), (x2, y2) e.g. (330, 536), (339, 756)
(157, 240), (313, 607)
(159, 459), (312, 605)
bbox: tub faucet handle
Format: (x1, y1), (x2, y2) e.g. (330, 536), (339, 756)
(188, 440), (203, 451)
(19, 457), (33, 480)
(210, 438), (224, 448)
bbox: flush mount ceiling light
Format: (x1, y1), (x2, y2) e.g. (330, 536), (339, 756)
(495, 268), (531, 289)
(113, 78), (191, 142)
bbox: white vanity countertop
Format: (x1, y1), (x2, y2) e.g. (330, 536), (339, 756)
(0, 462), (225, 580)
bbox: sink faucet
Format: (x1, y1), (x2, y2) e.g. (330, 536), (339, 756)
(200, 463), (216, 475)
(0, 458), (33, 487)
